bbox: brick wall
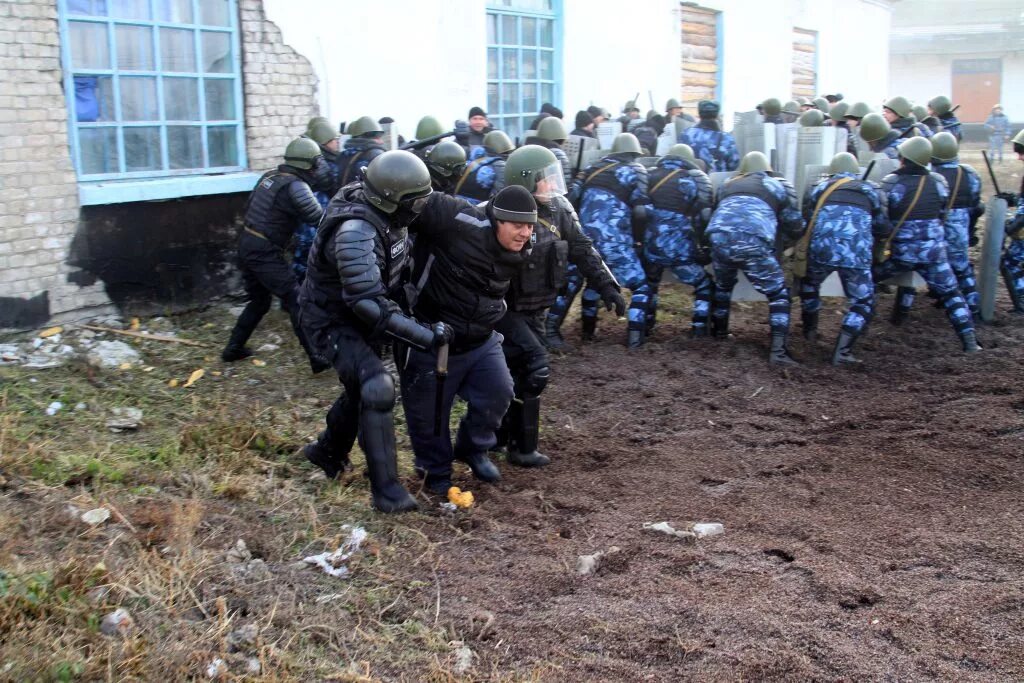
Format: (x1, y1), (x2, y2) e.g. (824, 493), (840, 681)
(0, 0), (110, 328)
(240, 0), (320, 171)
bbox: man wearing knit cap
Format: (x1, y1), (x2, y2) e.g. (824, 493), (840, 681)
(586, 105), (608, 126)
(572, 110), (596, 138)
(457, 106), (492, 158)
(399, 186), (538, 494)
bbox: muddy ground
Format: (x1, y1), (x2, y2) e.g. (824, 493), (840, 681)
(0, 151), (1022, 681)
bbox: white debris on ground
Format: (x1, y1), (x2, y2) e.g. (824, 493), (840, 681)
(302, 525), (368, 578)
(106, 407), (143, 432)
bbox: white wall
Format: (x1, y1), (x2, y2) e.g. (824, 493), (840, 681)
(891, 53), (1024, 120)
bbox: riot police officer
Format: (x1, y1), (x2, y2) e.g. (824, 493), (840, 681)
(293, 118), (342, 283)
(1000, 129), (1024, 312)
(524, 116), (573, 186)
(454, 130), (513, 205)
(678, 100), (740, 173)
(859, 113), (902, 159)
(336, 116), (387, 186)
(707, 151), (805, 365)
(882, 96), (932, 139)
(222, 137), (330, 370)
(299, 150), (447, 513)
(928, 96), (962, 141)
(496, 146), (623, 467)
(425, 140), (467, 195)
(796, 152), (889, 364)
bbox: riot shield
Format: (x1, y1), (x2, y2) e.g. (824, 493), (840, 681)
(978, 196), (1008, 322)
(798, 164), (829, 202)
(774, 123), (799, 183)
(381, 123), (400, 151)
(565, 135), (600, 175)
(863, 156), (898, 183)
(709, 171), (735, 195)
(638, 156), (660, 169)
(655, 129), (676, 156)
(793, 127), (842, 201)
(673, 116), (694, 139)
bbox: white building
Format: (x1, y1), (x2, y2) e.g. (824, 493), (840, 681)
(0, 0), (892, 328)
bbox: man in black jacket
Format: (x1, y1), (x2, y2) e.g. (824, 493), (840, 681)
(399, 186), (539, 494)
(222, 137), (331, 370)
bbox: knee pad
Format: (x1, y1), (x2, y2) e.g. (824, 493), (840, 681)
(360, 373), (396, 411)
(521, 364), (550, 396)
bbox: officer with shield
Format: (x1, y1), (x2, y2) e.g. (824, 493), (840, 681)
(454, 130), (513, 205)
(678, 100), (740, 173)
(1000, 129), (1024, 312)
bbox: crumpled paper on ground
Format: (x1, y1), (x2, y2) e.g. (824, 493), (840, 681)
(302, 525), (367, 578)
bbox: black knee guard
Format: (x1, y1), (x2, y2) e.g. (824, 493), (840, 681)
(360, 373), (396, 411)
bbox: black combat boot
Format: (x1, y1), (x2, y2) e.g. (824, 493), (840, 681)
(802, 310), (819, 342)
(544, 315), (573, 352)
(768, 330), (799, 366)
(960, 330), (982, 353)
(690, 315), (710, 338)
(711, 310), (730, 339)
(1003, 267), (1024, 313)
(221, 344), (254, 362)
(890, 287), (914, 325)
(506, 397), (550, 468)
(303, 394), (357, 478)
(581, 315), (597, 342)
(626, 324), (645, 349)
(831, 329), (861, 365)
(359, 408), (418, 513)
(420, 470), (453, 495)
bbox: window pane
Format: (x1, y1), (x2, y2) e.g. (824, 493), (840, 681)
(109, 0), (149, 20)
(487, 48), (498, 80)
(164, 77), (199, 120)
(67, 0), (107, 16)
(123, 126), (161, 171)
(116, 25), (153, 71)
(501, 83), (519, 115)
(79, 127), (118, 174)
(501, 15), (516, 44)
(540, 19), (553, 47)
(486, 14), (496, 44)
(120, 76), (158, 120)
(70, 22), (110, 69)
(521, 17), (537, 46)
(160, 28), (196, 72)
(522, 83), (537, 114)
(73, 75), (114, 122)
(167, 126), (202, 169)
(541, 83), (554, 105)
(487, 83), (499, 115)
(504, 117), (521, 141)
(202, 31), (232, 73)
(156, 0), (192, 23)
(502, 48), (518, 79)
(522, 116), (534, 134)
(522, 50), (536, 79)
(540, 51), (553, 80)
(200, 0), (231, 26)
(204, 79), (235, 120)
(208, 126), (238, 167)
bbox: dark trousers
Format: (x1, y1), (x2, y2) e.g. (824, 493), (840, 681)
(399, 333), (514, 476)
(495, 311), (549, 397)
(226, 232), (313, 357)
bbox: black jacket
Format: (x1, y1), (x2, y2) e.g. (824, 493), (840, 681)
(242, 165), (323, 248)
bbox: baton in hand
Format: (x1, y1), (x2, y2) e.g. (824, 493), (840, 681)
(433, 339), (449, 437)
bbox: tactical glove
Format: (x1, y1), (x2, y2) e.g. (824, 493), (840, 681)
(969, 231), (980, 247)
(600, 286), (627, 317)
(996, 192), (1018, 206)
(430, 322), (455, 350)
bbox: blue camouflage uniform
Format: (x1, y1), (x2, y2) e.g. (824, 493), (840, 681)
(929, 160), (984, 313)
(873, 166), (977, 342)
(890, 115), (933, 139)
(568, 152), (652, 344)
(1001, 188), (1024, 311)
(643, 155), (715, 334)
(335, 137), (386, 187)
(799, 173), (890, 337)
(870, 131), (903, 160)
(938, 112), (963, 142)
(707, 171), (804, 337)
(679, 123), (740, 173)
(292, 150), (340, 282)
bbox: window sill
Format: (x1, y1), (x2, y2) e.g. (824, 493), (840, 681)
(78, 172), (262, 206)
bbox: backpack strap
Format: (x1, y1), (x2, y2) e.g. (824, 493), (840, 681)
(793, 177), (854, 277)
(877, 175), (927, 263)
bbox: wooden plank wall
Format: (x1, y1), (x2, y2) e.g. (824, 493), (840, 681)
(680, 5), (719, 111)
(792, 28), (817, 100)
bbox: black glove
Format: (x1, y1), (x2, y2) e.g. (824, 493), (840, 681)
(694, 246), (712, 266)
(969, 233), (979, 247)
(430, 322), (454, 350)
(996, 192), (1018, 205)
(600, 287), (627, 317)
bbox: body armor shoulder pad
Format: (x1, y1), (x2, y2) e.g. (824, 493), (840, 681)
(880, 173), (900, 193)
(335, 219), (384, 300)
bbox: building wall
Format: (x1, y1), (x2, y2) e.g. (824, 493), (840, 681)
(890, 53), (1024, 120)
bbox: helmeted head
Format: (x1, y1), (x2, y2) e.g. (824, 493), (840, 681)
(348, 116), (384, 138)
(931, 132), (959, 162)
(829, 152), (860, 175)
(928, 95), (952, 117)
(782, 100), (802, 117)
(283, 137), (323, 171)
(883, 96), (912, 120)
(858, 113), (891, 143)
(536, 116), (568, 144)
(505, 145), (566, 202)
(611, 133), (643, 156)
(829, 101), (851, 122)
(307, 119), (340, 150)
(799, 109), (825, 127)
(665, 98), (682, 115)
(762, 98), (782, 116)
(622, 100), (640, 117)
(483, 130), (514, 155)
(846, 102), (871, 121)
(426, 140), (467, 178)
(812, 97), (830, 114)
(698, 100), (720, 119)
(739, 151), (771, 174)
(898, 136), (933, 168)
(415, 115), (445, 140)
(1013, 128), (1024, 157)
(825, 93), (844, 104)
(490, 185), (538, 251)
(306, 116), (329, 134)
(911, 104), (929, 123)
(362, 150), (433, 216)
(667, 144), (696, 163)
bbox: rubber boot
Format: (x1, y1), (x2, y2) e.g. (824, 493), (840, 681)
(506, 396), (550, 467)
(581, 315), (597, 342)
(544, 314), (573, 352)
(802, 310), (819, 342)
(768, 330), (799, 366)
(890, 287), (913, 325)
(960, 330), (982, 353)
(690, 315), (710, 338)
(831, 329), (861, 365)
(221, 344), (254, 362)
(359, 408), (418, 513)
(1002, 266), (1024, 313)
(711, 310), (730, 339)
(627, 322), (645, 349)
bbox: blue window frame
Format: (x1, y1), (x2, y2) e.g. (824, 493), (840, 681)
(57, 0), (247, 183)
(486, 0), (561, 142)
